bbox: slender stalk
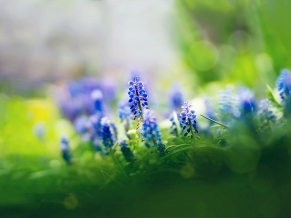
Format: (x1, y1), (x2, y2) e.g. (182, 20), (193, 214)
(200, 114), (229, 128)
(188, 117), (196, 141)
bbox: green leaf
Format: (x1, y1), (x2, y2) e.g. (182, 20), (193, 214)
(266, 85), (282, 109)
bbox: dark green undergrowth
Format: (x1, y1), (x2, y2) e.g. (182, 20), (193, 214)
(1, 123), (291, 218)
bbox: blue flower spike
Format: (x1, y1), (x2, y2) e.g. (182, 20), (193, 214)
(238, 87), (257, 114)
(218, 88), (241, 123)
(169, 82), (184, 111)
(276, 69), (291, 115)
(60, 134), (72, 164)
(101, 117), (116, 150)
(180, 101), (198, 139)
(258, 99), (276, 129)
(277, 69), (291, 101)
(118, 101), (132, 132)
(128, 76), (149, 121)
(91, 89), (104, 115)
(169, 111), (181, 137)
(142, 110), (166, 155)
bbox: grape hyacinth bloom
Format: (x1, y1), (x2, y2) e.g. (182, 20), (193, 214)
(169, 111), (179, 137)
(180, 101), (198, 138)
(276, 69), (291, 115)
(119, 140), (135, 163)
(118, 101), (132, 132)
(91, 89), (104, 115)
(238, 87), (257, 114)
(204, 98), (217, 121)
(258, 99), (276, 128)
(74, 115), (89, 134)
(218, 88), (241, 123)
(169, 82), (184, 111)
(60, 134), (72, 164)
(128, 76), (149, 120)
(101, 117), (115, 149)
(110, 121), (118, 141)
(277, 69), (291, 101)
(142, 110), (166, 155)
(89, 114), (103, 138)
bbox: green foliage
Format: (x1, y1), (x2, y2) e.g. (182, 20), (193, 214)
(175, 0), (291, 89)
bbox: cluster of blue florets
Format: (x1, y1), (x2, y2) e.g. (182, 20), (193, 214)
(128, 76), (149, 120)
(180, 102), (198, 138)
(258, 99), (276, 129)
(100, 117), (115, 149)
(58, 68), (291, 164)
(141, 110), (165, 154)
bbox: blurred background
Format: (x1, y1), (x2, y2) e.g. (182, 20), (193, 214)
(0, 0), (290, 97)
(0, 0), (291, 155)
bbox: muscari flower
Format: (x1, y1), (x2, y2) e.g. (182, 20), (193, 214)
(169, 82), (184, 111)
(74, 115), (89, 134)
(91, 89), (104, 115)
(218, 87), (241, 123)
(258, 99), (276, 128)
(204, 98), (217, 121)
(169, 111), (180, 137)
(118, 101), (132, 132)
(180, 101), (198, 138)
(277, 69), (291, 101)
(128, 76), (149, 120)
(60, 134), (72, 164)
(238, 87), (257, 114)
(100, 117), (116, 149)
(119, 139), (135, 163)
(142, 110), (166, 155)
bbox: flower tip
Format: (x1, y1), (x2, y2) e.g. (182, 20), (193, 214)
(91, 89), (103, 100)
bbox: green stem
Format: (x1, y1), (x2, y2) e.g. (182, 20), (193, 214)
(188, 118), (196, 141)
(200, 114), (229, 128)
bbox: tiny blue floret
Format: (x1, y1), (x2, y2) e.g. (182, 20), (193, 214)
(60, 134), (72, 164)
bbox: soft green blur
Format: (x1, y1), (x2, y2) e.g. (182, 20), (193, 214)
(175, 0), (291, 90)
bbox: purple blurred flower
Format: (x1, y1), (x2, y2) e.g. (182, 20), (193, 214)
(169, 82), (184, 111)
(142, 109), (165, 155)
(238, 87), (257, 114)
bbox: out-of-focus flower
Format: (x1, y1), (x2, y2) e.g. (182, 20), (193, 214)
(180, 101), (198, 138)
(60, 134), (72, 164)
(57, 77), (100, 122)
(119, 139), (135, 163)
(258, 99), (276, 128)
(74, 115), (89, 134)
(89, 115), (102, 137)
(91, 89), (104, 115)
(238, 87), (257, 114)
(204, 98), (217, 120)
(169, 111), (179, 137)
(169, 82), (184, 111)
(142, 110), (165, 155)
(118, 101), (132, 132)
(128, 76), (149, 120)
(218, 87), (241, 122)
(101, 117), (115, 149)
(277, 69), (291, 101)
(33, 122), (45, 140)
